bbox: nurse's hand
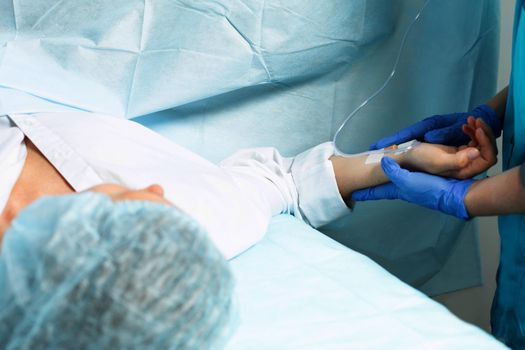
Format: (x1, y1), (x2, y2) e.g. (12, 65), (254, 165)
(370, 104), (502, 149)
(352, 157), (474, 220)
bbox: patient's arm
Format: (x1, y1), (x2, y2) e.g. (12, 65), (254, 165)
(220, 140), (485, 229)
(330, 143), (482, 199)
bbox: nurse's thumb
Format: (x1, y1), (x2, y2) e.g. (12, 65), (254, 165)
(352, 183), (400, 201)
(380, 157), (411, 187)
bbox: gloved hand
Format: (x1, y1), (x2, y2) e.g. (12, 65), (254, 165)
(370, 104), (502, 149)
(352, 157), (474, 220)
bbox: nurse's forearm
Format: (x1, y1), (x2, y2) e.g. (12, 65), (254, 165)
(464, 166), (525, 216)
(486, 86), (508, 123)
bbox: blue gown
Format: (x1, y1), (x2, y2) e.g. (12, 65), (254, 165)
(492, 0), (525, 347)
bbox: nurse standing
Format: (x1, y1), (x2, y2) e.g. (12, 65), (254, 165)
(353, 1), (525, 348)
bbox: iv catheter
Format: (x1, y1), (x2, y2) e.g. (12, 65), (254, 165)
(353, 139), (421, 163)
(332, 0), (432, 158)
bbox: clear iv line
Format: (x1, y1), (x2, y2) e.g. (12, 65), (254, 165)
(332, 0), (432, 156)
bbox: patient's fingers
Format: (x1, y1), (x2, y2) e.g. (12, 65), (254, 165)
(454, 147), (480, 169)
(462, 124), (477, 147)
(467, 116), (477, 127)
(436, 146), (480, 172)
(476, 118), (496, 143)
(475, 126), (497, 166)
(437, 147), (480, 179)
(463, 117), (479, 146)
(438, 118), (497, 179)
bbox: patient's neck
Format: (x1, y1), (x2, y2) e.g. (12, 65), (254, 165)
(0, 139), (74, 240)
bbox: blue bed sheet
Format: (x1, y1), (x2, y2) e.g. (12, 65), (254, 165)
(227, 215), (506, 349)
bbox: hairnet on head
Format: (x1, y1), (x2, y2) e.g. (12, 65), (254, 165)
(0, 192), (236, 350)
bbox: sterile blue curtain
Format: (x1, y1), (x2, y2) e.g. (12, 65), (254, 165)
(0, 0), (499, 294)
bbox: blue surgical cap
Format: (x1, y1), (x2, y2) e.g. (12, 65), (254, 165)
(0, 192), (235, 350)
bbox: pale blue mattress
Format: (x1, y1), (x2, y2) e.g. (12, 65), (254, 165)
(227, 215), (506, 349)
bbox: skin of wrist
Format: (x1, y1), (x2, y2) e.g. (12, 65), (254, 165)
(388, 150), (409, 168)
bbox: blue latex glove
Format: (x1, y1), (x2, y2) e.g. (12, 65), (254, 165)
(370, 104), (502, 149)
(352, 157), (474, 220)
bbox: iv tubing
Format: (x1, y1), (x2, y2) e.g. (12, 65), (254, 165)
(332, 0), (432, 156)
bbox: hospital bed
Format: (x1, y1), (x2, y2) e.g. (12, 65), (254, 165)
(225, 215), (506, 349)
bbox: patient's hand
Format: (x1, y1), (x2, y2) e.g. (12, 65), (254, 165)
(462, 116), (498, 175)
(402, 143), (479, 178)
(402, 117), (497, 179)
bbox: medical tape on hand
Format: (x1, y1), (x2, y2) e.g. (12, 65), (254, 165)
(364, 140), (418, 164)
(365, 152), (384, 164)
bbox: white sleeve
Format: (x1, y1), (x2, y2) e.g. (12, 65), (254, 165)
(219, 142), (350, 228)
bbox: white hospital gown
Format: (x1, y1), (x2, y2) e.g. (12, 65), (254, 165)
(1, 112), (349, 259)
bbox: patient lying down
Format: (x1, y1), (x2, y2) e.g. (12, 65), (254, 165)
(0, 112), (492, 349)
